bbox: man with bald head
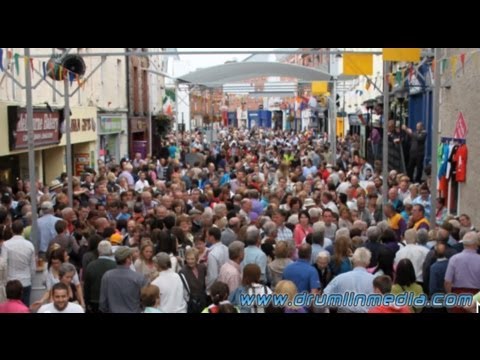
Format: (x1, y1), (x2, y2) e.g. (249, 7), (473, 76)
(282, 243), (321, 294)
(444, 232), (480, 312)
(323, 247), (375, 313)
(221, 217), (240, 246)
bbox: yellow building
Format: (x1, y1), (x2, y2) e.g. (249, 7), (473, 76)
(0, 101), (97, 187)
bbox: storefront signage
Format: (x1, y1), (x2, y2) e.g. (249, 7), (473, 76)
(131, 117), (148, 132)
(70, 117), (96, 132)
(8, 106), (61, 150)
(99, 116), (122, 134)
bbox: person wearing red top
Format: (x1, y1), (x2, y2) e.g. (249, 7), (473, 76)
(368, 275), (411, 314)
(0, 280), (30, 313)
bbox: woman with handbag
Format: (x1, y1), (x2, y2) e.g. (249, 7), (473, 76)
(179, 248), (207, 313)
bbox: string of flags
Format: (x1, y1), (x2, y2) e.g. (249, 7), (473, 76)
(0, 48), (86, 89)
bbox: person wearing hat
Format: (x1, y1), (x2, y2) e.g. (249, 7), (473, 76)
(49, 179), (63, 194)
(302, 198), (316, 210)
(48, 179), (64, 207)
(99, 246), (148, 313)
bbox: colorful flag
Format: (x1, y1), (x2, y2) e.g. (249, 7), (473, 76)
(383, 48), (421, 62)
(453, 112), (468, 139)
(460, 53), (465, 73)
(343, 53), (373, 75)
(451, 56), (457, 78)
(365, 79), (372, 91)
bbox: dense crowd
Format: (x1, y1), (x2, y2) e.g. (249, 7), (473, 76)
(0, 126), (478, 313)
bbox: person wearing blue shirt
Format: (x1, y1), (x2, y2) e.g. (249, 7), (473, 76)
(283, 244), (321, 294)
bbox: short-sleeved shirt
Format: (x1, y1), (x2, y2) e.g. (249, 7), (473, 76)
(283, 259), (321, 293)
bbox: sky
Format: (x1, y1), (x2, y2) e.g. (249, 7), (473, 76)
(174, 48), (276, 76)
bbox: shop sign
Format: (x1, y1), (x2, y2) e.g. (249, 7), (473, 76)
(131, 118), (148, 132)
(99, 116), (122, 134)
(8, 106), (61, 150)
(70, 117), (96, 132)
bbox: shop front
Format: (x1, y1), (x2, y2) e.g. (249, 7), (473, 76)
(97, 114), (128, 165)
(0, 103), (62, 186)
(67, 107), (98, 181)
(129, 116), (149, 159)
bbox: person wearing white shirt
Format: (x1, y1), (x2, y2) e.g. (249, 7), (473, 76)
(394, 229), (429, 283)
(4, 220), (35, 306)
(151, 253), (187, 313)
(37, 282), (84, 313)
(134, 172), (150, 192)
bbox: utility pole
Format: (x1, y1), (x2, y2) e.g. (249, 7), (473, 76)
(331, 77), (337, 165)
(430, 48), (441, 226)
(382, 61), (390, 213)
(24, 48), (38, 251)
(64, 77), (73, 207)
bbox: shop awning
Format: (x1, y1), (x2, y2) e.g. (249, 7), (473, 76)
(177, 61), (356, 87)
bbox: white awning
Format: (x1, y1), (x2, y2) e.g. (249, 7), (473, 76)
(177, 61), (356, 87)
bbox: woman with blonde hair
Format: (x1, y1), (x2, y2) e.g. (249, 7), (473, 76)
(274, 280), (307, 313)
(267, 241), (293, 288)
(134, 240), (158, 282)
(179, 248), (207, 313)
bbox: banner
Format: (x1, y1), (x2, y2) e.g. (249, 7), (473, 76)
(383, 48), (421, 62)
(343, 53), (373, 75)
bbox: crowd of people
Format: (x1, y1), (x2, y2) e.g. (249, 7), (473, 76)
(0, 125), (478, 313)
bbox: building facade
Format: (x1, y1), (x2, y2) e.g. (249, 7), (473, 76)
(437, 48), (478, 224)
(0, 48), (129, 186)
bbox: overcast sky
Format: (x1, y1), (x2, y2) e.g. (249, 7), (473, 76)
(174, 48), (275, 76)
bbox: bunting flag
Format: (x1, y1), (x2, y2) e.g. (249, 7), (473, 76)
(474, 52), (479, 70)
(409, 64), (414, 81)
(388, 73), (394, 88)
(442, 59), (448, 73)
(383, 48), (421, 62)
(0, 48), (4, 71)
(69, 71), (75, 86)
(460, 53), (465, 73)
(451, 56), (457, 78)
(343, 53), (373, 75)
(312, 81), (328, 95)
(76, 74), (81, 87)
(431, 59), (435, 74)
(7, 49), (12, 59)
(395, 71), (403, 85)
(30, 58), (34, 73)
(14, 53), (20, 75)
(365, 79), (371, 91)
(42, 61), (46, 79)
